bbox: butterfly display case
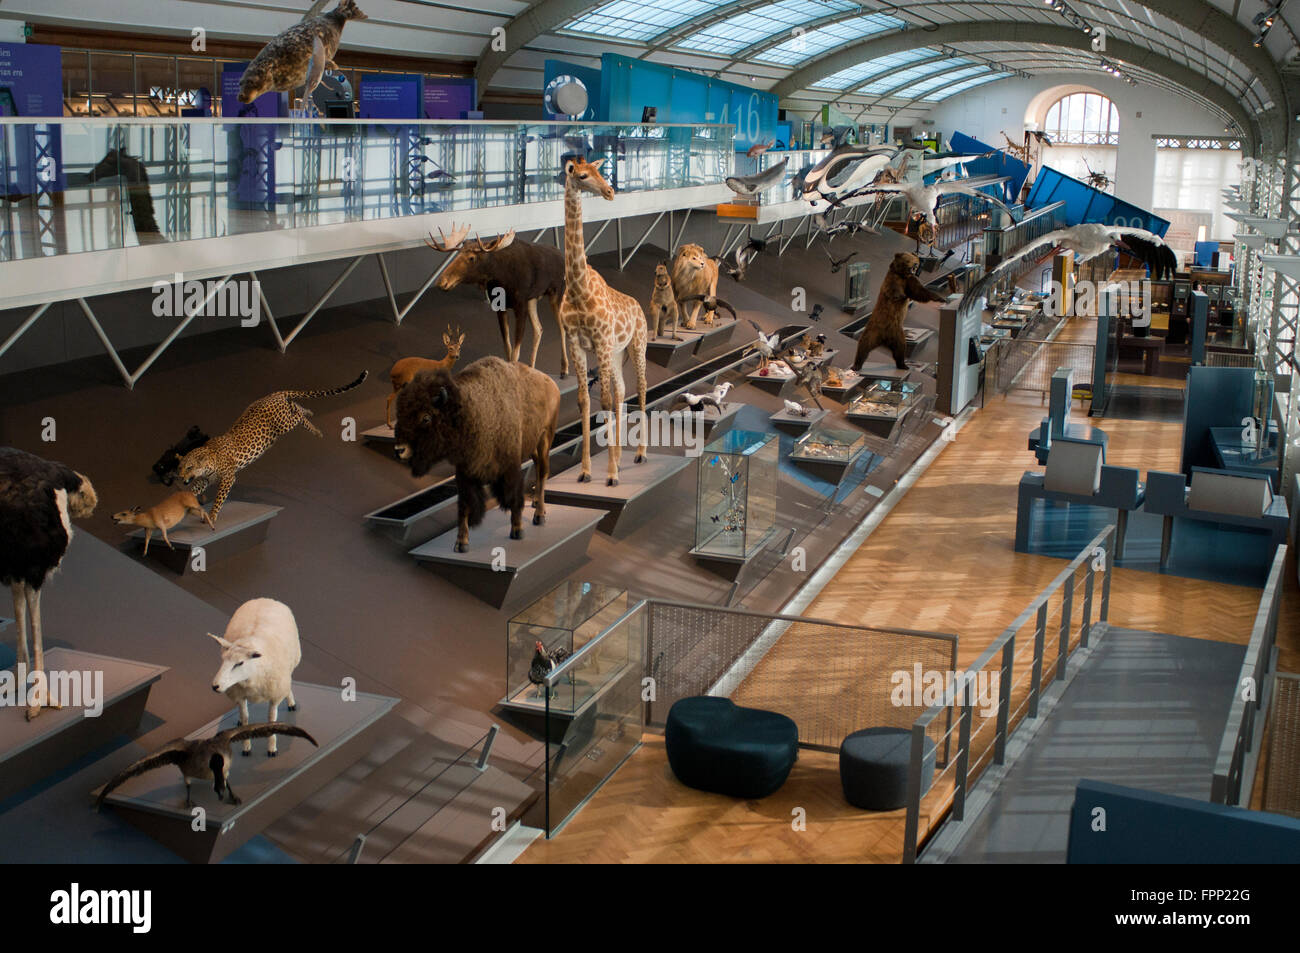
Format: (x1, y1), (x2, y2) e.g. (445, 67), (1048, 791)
(692, 429), (779, 567)
(847, 379), (922, 437)
(503, 580), (632, 714)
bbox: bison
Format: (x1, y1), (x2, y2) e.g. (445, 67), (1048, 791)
(394, 357), (561, 553)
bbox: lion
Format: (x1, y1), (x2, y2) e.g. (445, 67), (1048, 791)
(669, 244), (719, 329)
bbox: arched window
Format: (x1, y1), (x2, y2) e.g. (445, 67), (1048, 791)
(1042, 92), (1120, 145)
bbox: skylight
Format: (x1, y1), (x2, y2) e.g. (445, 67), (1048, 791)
(855, 57), (971, 96)
(674, 0), (865, 56)
(891, 65), (990, 101)
(922, 72), (1006, 102)
(563, 0), (730, 43)
(812, 50), (922, 90)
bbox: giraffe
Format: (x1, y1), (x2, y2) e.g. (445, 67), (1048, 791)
(559, 157), (649, 486)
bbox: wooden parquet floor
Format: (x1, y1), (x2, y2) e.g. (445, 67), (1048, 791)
(518, 316), (1299, 864)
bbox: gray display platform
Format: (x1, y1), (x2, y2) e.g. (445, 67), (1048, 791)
(95, 681), (397, 864)
(747, 363), (795, 395)
(847, 405), (907, 439)
(362, 423), (396, 445)
(671, 401), (741, 441)
(690, 318), (738, 355)
(0, 648), (167, 803)
(125, 501), (282, 574)
(690, 525), (780, 583)
(363, 482), (460, 545)
(905, 327), (936, 354)
(645, 333), (700, 370)
(770, 406), (828, 434)
(409, 504), (604, 608)
(545, 450), (692, 537)
(820, 368), (870, 401)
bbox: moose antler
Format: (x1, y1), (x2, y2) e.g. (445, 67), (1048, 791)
(466, 228), (516, 253)
(425, 222), (472, 253)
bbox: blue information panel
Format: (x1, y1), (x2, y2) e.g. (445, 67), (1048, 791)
(359, 73), (424, 119)
(1026, 164), (1170, 236)
(950, 131), (1031, 199)
(0, 42), (65, 195)
(597, 53), (777, 151)
(424, 77), (476, 119)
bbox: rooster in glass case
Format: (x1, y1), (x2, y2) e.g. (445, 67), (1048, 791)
(529, 641), (571, 699)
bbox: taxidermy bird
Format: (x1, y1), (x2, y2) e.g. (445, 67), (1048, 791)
(783, 399), (812, 417)
(744, 321), (781, 370)
(960, 223), (1178, 314)
(237, 0), (368, 111)
(679, 294), (738, 323)
(95, 723), (318, 810)
(822, 218), (877, 237)
(678, 382), (733, 415)
(853, 175), (1018, 228)
(809, 303), (825, 322)
(825, 247), (858, 273)
(746, 139), (776, 158)
(529, 641), (571, 699)
(726, 158), (789, 197)
(713, 239), (766, 281)
(0, 448), (98, 721)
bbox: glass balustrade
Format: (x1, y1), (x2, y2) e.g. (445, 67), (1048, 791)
(0, 119), (735, 262)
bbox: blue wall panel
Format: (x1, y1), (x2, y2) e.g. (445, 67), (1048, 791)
(598, 53), (776, 151)
(950, 131), (1031, 199)
(1067, 779), (1300, 863)
(1026, 165), (1170, 236)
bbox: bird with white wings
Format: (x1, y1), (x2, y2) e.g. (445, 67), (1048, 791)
(852, 175), (1018, 228)
(959, 222), (1178, 314)
(744, 321), (781, 370)
(678, 381), (733, 415)
(783, 399), (811, 417)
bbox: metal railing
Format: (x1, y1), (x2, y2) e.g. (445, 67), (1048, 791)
(991, 338), (1095, 399)
(643, 600), (957, 752)
(1211, 544), (1287, 807)
(902, 524), (1116, 863)
(339, 724), (499, 864)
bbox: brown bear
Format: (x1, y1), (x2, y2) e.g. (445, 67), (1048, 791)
(851, 252), (947, 371)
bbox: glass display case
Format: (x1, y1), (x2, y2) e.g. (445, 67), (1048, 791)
(848, 379), (921, 420)
(693, 429), (778, 561)
(504, 580), (632, 713)
(790, 425), (867, 464)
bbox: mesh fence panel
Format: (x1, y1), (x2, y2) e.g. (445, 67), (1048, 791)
(992, 338), (1095, 398)
(645, 603), (955, 754)
(1264, 675), (1300, 819)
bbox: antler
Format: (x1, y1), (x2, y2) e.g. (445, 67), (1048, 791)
(467, 228), (516, 253)
(425, 222), (472, 253)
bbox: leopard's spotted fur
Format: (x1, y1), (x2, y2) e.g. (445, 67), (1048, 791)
(177, 371), (367, 523)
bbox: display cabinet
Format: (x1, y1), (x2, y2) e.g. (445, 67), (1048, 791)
(504, 580), (633, 713)
(790, 425), (869, 488)
(848, 379), (922, 437)
(692, 429), (778, 564)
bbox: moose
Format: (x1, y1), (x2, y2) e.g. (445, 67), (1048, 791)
(428, 224), (569, 374)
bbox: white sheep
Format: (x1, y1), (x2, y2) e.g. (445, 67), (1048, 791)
(209, 597), (302, 756)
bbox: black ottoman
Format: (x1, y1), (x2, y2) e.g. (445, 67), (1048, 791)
(839, 727), (936, 811)
(665, 697), (798, 799)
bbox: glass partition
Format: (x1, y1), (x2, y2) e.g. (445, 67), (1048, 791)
(0, 118), (734, 262)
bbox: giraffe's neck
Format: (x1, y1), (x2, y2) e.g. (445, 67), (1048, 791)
(563, 179), (592, 300)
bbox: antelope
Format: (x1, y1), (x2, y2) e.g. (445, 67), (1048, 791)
(428, 223), (570, 374)
(386, 325), (465, 427)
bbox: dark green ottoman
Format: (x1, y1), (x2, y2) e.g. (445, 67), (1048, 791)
(665, 697), (798, 799)
(839, 727), (936, 810)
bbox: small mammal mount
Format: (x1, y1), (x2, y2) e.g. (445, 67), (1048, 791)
(113, 491), (214, 554)
(387, 325), (465, 427)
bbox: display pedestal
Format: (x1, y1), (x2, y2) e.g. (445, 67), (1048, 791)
(746, 364), (794, 395)
(690, 319), (738, 355)
(544, 450), (692, 537)
(0, 649), (167, 803)
(125, 501), (282, 574)
(409, 504), (603, 608)
(690, 525), (779, 582)
(362, 423), (396, 445)
(364, 483), (459, 545)
(790, 445), (869, 486)
(645, 333), (699, 370)
(95, 681), (396, 864)
(905, 327), (936, 354)
(847, 406), (907, 439)
(820, 369), (870, 401)
(770, 406), (828, 434)
(672, 401), (741, 442)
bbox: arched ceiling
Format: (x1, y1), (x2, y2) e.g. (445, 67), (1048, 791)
(475, 0), (1294, 152)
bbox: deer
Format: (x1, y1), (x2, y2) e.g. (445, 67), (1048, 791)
(386, 324), (465, 427)
(428, 223), (570, 375)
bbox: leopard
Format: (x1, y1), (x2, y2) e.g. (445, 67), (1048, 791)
(176, 371), (367, 524)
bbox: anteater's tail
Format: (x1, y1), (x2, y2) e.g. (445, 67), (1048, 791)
(285, 370), (368, 401)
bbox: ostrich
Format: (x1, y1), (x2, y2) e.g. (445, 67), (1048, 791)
(0, 448), (98, 720)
